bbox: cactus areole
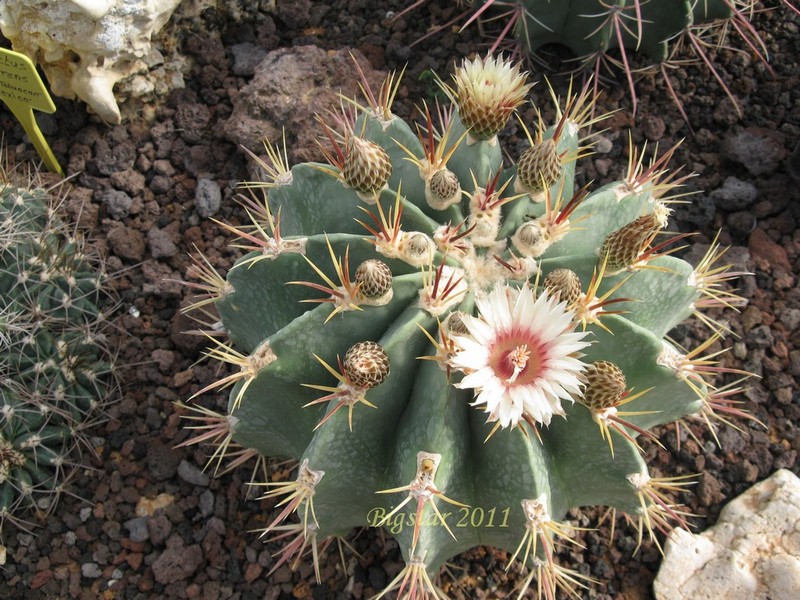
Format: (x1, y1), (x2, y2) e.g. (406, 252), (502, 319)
(182, 56), (750, 598)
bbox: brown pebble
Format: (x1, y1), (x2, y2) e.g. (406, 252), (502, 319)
(126, 552), (144, 570)
(748, 227), (792, 272)
(293, 581), (312, 598)
(30, 569), (54, 590)
(244, 562), (263, 584)
(137, 576), (154, 592)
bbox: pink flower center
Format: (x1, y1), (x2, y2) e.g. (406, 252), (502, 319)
(489, 333), (544, 385)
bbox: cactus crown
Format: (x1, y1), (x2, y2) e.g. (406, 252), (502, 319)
(181, 55), (753, 599)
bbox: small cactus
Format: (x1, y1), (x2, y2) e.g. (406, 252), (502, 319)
(180, 56), (754, 598)
(0, 170), (115, 538)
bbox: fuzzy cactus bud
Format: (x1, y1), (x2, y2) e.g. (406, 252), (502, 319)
(449, 55), (532, 142)
(343, 341), (390, 389)
(543, 268), (582, 306)
(515, 138), (562, 198)
(443, 310), (470, 336)
(426, 168), (462, 210)
(343, 136), (392, 200)
(355, 259), (393, 300)
(511, 220), (548, 257)
(599, 212), (663, 272)
(579, 360), (627, 410)
(398, 231), (435, 266)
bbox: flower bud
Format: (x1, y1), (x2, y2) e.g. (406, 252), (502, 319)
(344, 341), (390, 389)
(515, 138), (561, 198)
(580, 360), (627, 410)
(543, 268), (582, 307)
(343, 136), (392, 200)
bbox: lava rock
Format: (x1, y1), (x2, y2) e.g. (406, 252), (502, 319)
(175, 103), (212, 144)
(722, 127), (787, 176)
(146, 440), (181, 481)
(152, 542), (204, 585)
(178, 460), (210, 487)
(107, 224), (146, 261)
(710, 176), (758, 210)
(230, 42), (268, 76)
(225, 46), (386, 164)
(748, 228), (792, 272)
(195, 178), (222, 218)
(95, 139), (137, 175)
(148, 227), (179, 258)
(99, 188), (134, 220)
(124, 517), (150, 543)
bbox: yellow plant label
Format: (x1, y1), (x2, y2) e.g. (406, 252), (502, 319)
(0, 47), (63, 175)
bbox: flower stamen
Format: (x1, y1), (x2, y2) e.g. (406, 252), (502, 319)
(506, 344), (530, 384)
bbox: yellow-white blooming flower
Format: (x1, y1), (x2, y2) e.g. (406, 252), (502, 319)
(450, 283), (590, 428)
(449, 55), (532, 142)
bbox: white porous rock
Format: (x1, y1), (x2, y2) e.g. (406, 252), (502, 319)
(0, 0), (182, 124)
(654, 469), (800, 600)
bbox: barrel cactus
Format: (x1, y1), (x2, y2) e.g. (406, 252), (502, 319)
(0, 173), (115, 539)
(180, 55), (750, 598)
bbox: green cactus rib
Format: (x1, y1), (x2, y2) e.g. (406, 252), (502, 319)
(299, 306), (438, 532)
(228, 274), (430, 458)
(215, 233), (421, 352)
(269, 164), (439, 239)
(542, 404), (646, 512)
(184, 58), (748, 596)
(382, 357), (479, 571)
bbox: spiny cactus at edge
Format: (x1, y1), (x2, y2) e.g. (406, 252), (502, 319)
(179, 55), (756, 599)
(0, 169), (116, 543)
(423, 0), (800, 116)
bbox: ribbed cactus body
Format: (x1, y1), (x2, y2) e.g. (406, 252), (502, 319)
(0, 182), (113, 528)
(184, 57), (745, 597)
(489, 0), (732, 63)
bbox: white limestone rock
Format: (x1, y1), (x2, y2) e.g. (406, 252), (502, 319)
(0, 0), (182, 123)
(654, 469), (800, 600)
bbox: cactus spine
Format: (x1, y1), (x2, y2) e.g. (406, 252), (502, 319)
(181, 56), (752, 598)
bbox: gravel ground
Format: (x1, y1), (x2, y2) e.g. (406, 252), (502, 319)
(1, 1), (798, 599)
